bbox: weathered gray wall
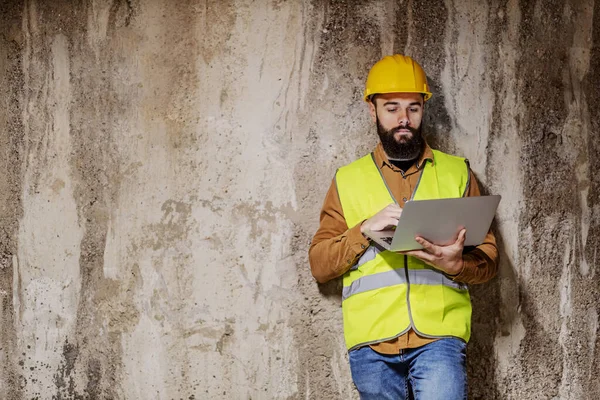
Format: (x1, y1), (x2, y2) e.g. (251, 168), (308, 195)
(0, 0), (598, 399)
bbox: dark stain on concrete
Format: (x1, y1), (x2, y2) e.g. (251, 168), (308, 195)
(0, 1), (25, 399)
(312, 0), (382, 104)
(390, 2), (409, 55)
(215, 324), (234, 355)
(462, 2), (506, 398)
(15, 0), (140, 397)
(199, 0), (236, 64)
(109, 0), (135, 28)
(142, 1), (207, 155)
(512, 0), (598, 397)
(68, 4), (134, 398)
(291, 1), (387, 397)
(84, 358), (102, 400)
(585, 3), (600, 396)
(53, 340), (78, 399)
(136, 199), (194, 251)
(410, 0), (453, 152)
(411, 3), (505, 398)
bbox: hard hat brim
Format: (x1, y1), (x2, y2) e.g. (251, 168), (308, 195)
(364, 89), (433, 102)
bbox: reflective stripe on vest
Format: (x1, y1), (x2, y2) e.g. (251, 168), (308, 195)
(336, 149), (472, 351)
(342, 263), (467, 300)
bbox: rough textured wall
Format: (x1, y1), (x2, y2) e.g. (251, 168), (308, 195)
(0, 0), (598, 399)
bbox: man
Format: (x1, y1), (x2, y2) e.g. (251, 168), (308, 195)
(309, 54), (498, 399)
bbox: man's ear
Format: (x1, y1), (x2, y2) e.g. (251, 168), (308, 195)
(368, 100), (377, 123)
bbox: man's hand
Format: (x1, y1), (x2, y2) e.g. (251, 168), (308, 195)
(401, 229), (466, 276)
(360, 203), (402, 233)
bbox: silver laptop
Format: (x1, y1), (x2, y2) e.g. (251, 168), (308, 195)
(365, 195), (501, 251)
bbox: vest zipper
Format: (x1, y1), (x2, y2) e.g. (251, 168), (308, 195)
(403, 255), (417, 332)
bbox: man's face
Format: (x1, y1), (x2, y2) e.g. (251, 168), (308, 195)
(368, 92), (425, 160)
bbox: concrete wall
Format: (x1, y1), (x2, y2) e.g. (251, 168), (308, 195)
(0, 0), (598, 398)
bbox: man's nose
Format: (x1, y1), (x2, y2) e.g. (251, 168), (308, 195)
(398, 111), (410, 127)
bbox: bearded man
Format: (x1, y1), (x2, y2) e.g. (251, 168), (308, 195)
(309, 54), (498, 399)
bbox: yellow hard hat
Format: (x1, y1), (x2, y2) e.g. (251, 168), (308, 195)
(364, 54), (432, 102)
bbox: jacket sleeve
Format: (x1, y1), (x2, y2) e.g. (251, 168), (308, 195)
(450, 170), (499, 284)
(308, 178), (370, 283)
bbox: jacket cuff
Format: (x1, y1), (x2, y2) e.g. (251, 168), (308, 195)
(347, 220), (370, 256)
(449, 253), (480, 282)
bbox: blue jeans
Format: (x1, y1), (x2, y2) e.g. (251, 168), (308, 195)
(349, 338), (467, 400)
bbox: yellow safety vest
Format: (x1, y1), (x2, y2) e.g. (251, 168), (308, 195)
(336, 149), (472, 351)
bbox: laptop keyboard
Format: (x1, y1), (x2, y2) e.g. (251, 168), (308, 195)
(381, 236), (393, 245)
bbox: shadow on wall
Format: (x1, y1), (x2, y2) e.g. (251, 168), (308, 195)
(316, 275), (344, 299)
(467, 180), (518, 400)
(422, 77), (454, 153)
(426, 79), (515, 398)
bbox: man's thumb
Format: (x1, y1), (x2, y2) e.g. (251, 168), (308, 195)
(458, 228), (466, 243)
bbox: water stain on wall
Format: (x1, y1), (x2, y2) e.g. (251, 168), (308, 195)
(513, 0), (599, 397)
(0, 2), (25, 398)
(585, 5), (600, 395)
(291, 1), (384, 398)
(409, 0), (454, 151)
(11, 0), (141, 397)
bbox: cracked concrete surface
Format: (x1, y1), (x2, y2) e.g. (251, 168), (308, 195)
(0, 0), (599, 399)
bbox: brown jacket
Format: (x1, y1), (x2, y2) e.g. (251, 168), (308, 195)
(309, 142), (498, 353)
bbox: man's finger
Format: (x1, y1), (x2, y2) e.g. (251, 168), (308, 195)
(386, 216), (400, 227)
(415, 236), (442, 256)
(456, 229), (466, 244)
(372, 217), (401, 231)
(386, 209), (402, 218)
(402, 250), (435, 264)
(386, 203), (402, 212)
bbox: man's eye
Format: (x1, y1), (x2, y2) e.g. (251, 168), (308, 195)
(409, 108), (419, 112)
(387, 108), (398, 112)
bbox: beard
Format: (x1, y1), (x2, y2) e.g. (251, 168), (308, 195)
(377, 117), (425, 161)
